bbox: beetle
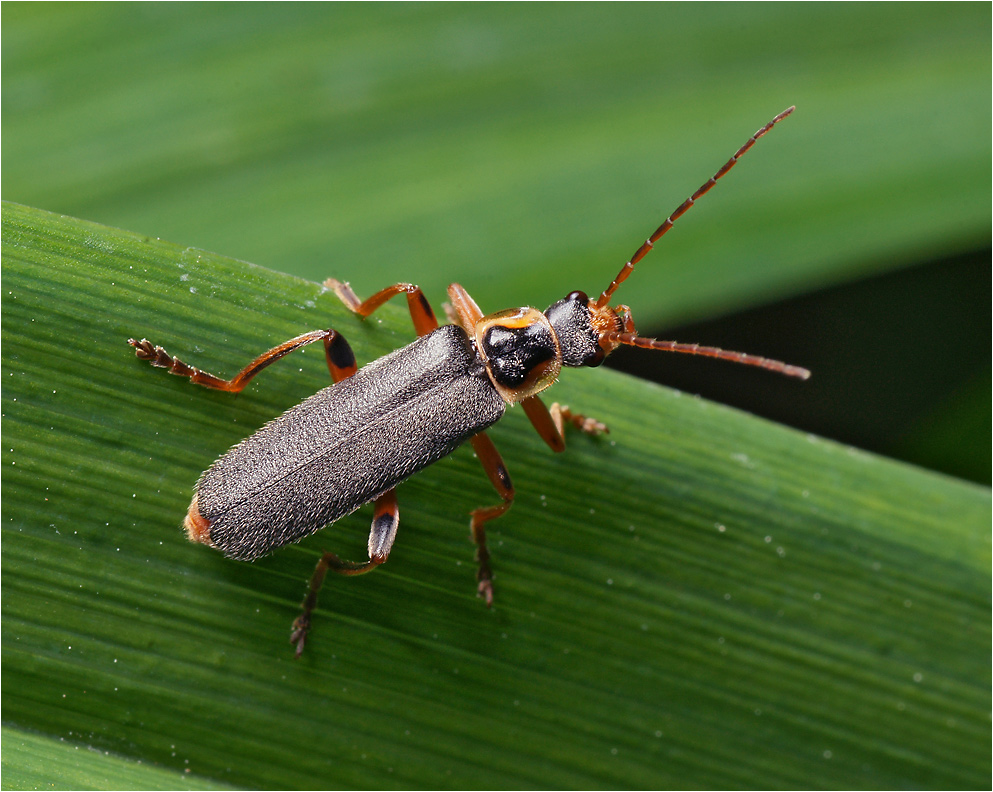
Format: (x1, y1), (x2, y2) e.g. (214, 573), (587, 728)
(129, 107), (808, 655)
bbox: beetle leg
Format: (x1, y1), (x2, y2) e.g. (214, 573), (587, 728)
(324, 278), (439, 337)
(445, 283), (484, 332)
(290, 489), (399, 657)
(522, 395), (566, 453)
(468, 432), (514, 606)
(128, 329), (356, 391)
(522, 395), (609, 453)
(552, 404), (609, 436)
(441, 301), (461, 327)
(290, 349), (393, 657)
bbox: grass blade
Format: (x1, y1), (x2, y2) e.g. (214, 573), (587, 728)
(3, 202), (989, 788)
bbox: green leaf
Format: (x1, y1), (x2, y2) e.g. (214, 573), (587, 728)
(1, 726), (235, 791)
(3, 203), (989, 789)
(2, 4), (989, 323)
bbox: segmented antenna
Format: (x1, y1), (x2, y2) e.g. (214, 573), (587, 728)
(595, 106), (795, 310)
(605, 332), (811, 379)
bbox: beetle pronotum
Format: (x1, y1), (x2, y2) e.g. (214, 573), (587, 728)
(130, 106), (807, 655)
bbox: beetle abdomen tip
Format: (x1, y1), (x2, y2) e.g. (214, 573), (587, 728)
(184, 496), (216, 549)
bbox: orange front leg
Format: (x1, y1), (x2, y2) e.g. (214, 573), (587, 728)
(521, 395), (609, 453)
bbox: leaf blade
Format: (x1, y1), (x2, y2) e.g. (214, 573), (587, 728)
(2, 202), (989, 789)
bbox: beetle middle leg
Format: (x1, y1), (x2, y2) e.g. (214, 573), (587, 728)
(467, 432), (515, 606)
(325, 278), (439, 337)
(290, 489), (400, 657)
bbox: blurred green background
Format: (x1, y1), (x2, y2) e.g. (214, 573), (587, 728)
(3, 2), (989, 483)
(2, 4), (990, 789)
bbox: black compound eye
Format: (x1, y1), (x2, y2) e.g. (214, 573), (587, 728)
(483, 323), (555, 388)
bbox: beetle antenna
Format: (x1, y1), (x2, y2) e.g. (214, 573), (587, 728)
(595, 106), (795, 310)
(605, 331), (811, 379)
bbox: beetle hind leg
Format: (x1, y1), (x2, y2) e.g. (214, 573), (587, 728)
(290, 489), (399, 657)
(128, 328), (357, 392)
